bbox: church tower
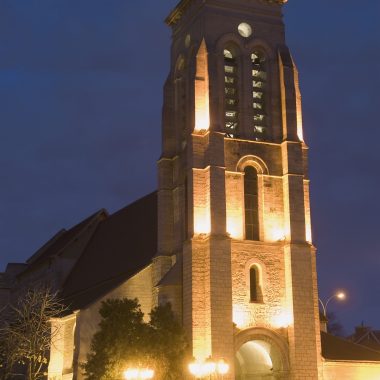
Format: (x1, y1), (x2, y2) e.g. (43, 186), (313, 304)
(157, 0), (321, 378)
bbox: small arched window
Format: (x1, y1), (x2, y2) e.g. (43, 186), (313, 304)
(251, 51), (267, 141)
(250, 265), (262, 303)
(244, 166), (259, 240)
(224, 48), (239, 138)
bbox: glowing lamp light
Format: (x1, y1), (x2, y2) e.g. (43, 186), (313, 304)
(188, 361), (203, 377)
(216, 359), (229, 375)
(123, 368), (154, 380)
(189, 358), (229, 378)
(336, 291), (346, 300)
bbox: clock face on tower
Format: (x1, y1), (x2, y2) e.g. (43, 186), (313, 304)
(238, 22), (253, 38)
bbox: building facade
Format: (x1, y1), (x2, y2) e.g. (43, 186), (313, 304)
(2, 1), (380, 379)
(157, 0), (319, 378)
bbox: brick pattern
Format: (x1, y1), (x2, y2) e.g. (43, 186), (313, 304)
(231, 241), (286, 329)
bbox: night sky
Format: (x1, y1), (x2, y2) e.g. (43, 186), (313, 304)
(1, 0), (379, 333)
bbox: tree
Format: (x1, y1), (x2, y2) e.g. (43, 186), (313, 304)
(0, 287), (66, 380)
(83, 298), (188, 380)
(327, 312), (345, 337)
(149, 303), (188, 379)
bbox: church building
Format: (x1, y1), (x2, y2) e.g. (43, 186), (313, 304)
(2, 1), (380, 379)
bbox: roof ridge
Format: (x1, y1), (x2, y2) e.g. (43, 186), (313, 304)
(23, 209), (108, 272)
(55, 209), (108, 258)
(27, 229), (67, 265)
(329, 332), (380, 355)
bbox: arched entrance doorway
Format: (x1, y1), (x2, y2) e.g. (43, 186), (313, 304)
(235, 328), (290, 380)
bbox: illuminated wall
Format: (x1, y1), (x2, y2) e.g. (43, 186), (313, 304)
(225, 172), (244, 239)
(304, 179), (312, 243)
(193, 168), (211, 234)
(48, 314), (76, 380)
(231, 241), (289, 331)
(194, 40), (210, 133)
(322, 361), (380, 380)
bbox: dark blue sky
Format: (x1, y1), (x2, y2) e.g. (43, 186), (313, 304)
(1, 0), (379, 332)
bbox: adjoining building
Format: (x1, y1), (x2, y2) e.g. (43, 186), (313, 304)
(2, 1), (380, 379)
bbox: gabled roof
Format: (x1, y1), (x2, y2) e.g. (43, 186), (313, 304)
(25, 210), (107, 268)
(348, 325), (380, 352)
(61, 192), (157, 311)
(321, 331), (380, 362)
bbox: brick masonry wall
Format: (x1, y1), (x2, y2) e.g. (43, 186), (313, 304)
(231, 241), (286, 330)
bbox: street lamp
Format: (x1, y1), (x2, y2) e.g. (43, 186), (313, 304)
(319, 291), (346, 332)
(123, 368), (154, 380)
(188, 358), (229, 379)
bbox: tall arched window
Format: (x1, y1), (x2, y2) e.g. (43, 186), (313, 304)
(244, 166), (259, 240)
(224, 49), (239, 138)
(251, 51), (267, 141)
(250, 265), (261, 302)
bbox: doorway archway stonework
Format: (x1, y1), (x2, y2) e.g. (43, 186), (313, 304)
(235, 328), (290, 380)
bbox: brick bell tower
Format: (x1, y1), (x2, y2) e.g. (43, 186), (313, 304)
(157, 0), (321, 379)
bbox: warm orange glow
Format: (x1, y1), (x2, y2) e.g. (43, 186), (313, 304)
(227, 217), (243, 239)
(193, 168), (211, 234)
(216, 359), (229, 375)
(304, 180), (312, 243)
(123, 368), (154, 380)
(294, 63), (304, 142)
(272, 309), (293, 328)
(194, 40), (210, 132)
(233, 305), (250, 329)
(194, 209), (211, 235)
(226, 172), (244, 239)
(189, 358), (229, 377)
(267, 226), (286, 242)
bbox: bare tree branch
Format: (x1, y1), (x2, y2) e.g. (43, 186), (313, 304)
(0, 286), (67, 380)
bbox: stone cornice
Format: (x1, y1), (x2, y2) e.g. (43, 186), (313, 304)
(165, 0), (192, 26)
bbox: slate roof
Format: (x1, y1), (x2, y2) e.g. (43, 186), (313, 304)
(61, 192), (157, 311)
(321, 331), (380, 362)
(25, 210), (106, 268)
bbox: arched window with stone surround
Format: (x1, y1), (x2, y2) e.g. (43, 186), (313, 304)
(249, 265), (262, 303)
(251, 51), (267, 141)
(224, 48), (239, 138)
(244, 166), (259, 240)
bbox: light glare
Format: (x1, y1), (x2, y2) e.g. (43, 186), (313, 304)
(336, 291), (346, 300)
(123, 368), (154, 380)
